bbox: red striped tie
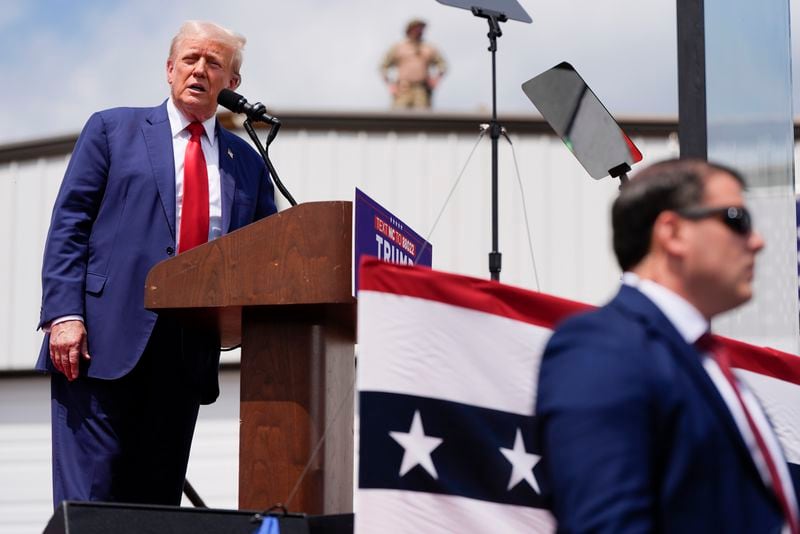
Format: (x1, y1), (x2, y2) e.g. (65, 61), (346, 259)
(697, 333), (799, 533)
(178, 122), (209, 253)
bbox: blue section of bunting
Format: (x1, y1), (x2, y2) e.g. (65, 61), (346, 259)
(359, 391), (549, 509)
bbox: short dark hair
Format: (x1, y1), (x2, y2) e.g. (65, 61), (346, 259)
(612, 158), (745, 271)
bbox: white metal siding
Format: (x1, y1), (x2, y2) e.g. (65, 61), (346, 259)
(0, 376), (51, 534)
(0, 157), (65, 370)
(0, 370), (241, 534)
(0, 129), (675, 371)
(0, 125), (677, 532)
(6, 125), (800, 532)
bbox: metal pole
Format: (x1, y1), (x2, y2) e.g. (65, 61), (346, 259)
(489, 42), (501, 281)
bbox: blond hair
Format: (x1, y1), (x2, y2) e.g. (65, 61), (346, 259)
(169, 21), (246, 77)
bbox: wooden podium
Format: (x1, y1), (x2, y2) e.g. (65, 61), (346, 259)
(144, 201), (355, 515)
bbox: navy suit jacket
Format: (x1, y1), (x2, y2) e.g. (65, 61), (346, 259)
(536, 285), (793, 533)
(37, 102), (276, 383)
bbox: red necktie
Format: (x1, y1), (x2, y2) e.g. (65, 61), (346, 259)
(178, 122), (209, 253)
(697, 333), (799, 533)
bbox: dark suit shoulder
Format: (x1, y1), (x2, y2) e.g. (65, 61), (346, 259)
(79, 105), (165, 140)
(549, 301), (649, 355)
(93, 105), (163, 121)
(539, 299), (671, 407)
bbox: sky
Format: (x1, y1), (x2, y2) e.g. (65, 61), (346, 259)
(0, 0), (797, 145)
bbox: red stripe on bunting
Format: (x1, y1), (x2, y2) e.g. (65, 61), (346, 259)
(359, 257), (591, 329)
(359, 258), (800, 386)
(718, 336), (800, 387)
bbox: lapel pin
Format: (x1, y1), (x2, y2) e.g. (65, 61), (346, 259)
(227, 148), (234, 159)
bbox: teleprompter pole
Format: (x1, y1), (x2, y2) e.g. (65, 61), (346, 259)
(473, 8), (507, 281)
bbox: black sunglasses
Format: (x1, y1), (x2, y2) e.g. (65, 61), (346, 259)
(675, 206), (753, 236)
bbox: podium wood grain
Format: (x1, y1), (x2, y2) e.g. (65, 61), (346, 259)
(145, 201), (355, 514)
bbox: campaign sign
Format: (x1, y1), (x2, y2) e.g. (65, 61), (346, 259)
(354, 188), (432, 293)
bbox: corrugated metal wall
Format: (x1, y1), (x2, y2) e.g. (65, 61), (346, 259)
(0, 127), (675, 370)
(0, 156), (65, 370)
(0, 370), (241, 534)
(0, 118), (675, 533)
(0, 376), (51, 534)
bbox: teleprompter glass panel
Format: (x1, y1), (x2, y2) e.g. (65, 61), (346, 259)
(435, 0), (532, 23)
(704, 0), (798, 352)
(522, 62), (642, 180)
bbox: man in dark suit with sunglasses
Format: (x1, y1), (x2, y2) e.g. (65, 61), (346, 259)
(536, 159), (800, 532)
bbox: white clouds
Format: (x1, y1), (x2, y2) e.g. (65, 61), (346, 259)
(3, 0), (791, 145)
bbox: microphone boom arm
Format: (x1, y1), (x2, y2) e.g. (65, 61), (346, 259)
(242, 118), (297, 207)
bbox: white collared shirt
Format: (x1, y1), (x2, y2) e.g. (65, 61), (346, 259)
(622, 272), (798, 522)
(166, 98), (223, 247)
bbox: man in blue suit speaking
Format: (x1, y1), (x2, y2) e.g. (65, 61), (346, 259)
(37, 20), (276, 506)
(536, 159), (799, 532)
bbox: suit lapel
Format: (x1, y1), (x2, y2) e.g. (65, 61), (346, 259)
(142, 102), (176, 238)
(613, 286), (766, 482)
(216, 125), (236, 234)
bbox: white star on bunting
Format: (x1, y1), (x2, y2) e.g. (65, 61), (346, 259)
(499, 428), (541, 493)
(389, 410), (443, 479)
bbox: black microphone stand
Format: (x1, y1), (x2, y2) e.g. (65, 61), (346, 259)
(472, 7), (507, 281)
(242, 115), (297, 207)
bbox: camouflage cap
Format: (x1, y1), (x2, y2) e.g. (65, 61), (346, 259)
(405, 18), (427, 34)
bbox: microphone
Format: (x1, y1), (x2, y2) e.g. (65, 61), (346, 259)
(217, 89), (280, 125)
